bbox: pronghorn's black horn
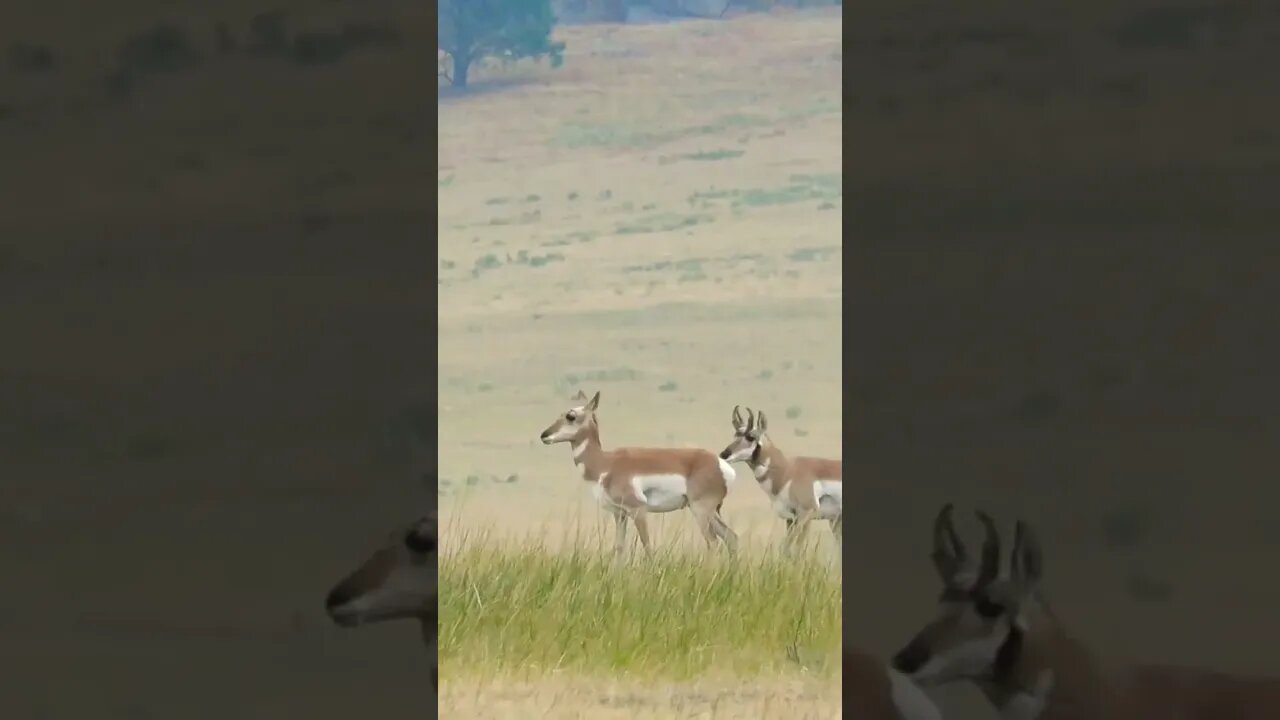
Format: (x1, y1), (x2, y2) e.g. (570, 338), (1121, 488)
(931, 503), (963, 580)
(975, 510), (1002, 589)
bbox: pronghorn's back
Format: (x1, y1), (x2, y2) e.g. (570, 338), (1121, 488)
(846, 648), (942, 720)
(793, 456), (842, 481)
(609, 446), (728, 474)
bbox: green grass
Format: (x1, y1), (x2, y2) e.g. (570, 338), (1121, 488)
(439, 529), (841, 680)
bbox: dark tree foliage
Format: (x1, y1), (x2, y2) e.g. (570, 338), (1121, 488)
(439, 0), (565, 88)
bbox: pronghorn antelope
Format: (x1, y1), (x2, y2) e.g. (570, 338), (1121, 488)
(719, 405), (842, 554)
(325, 511), (438, 690)
(847, 647), (944, 719)
(891, 503), (1280, 719)
(539, 390), (739, 558)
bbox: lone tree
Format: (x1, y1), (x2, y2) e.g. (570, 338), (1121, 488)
(438, 0), (565, 88)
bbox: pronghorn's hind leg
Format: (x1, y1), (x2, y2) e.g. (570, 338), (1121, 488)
(700, 500), (738, 555)
(711, 508), (738, 556)
(689, 500), (737, 556)
(689, 502), (719, 550)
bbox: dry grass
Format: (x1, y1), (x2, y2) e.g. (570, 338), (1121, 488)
(439, 528), (841, 679)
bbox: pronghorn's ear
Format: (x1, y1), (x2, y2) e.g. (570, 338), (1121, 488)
(757, 411), (768, 433)
(586, 391), (600, 411)
(573, 390), (588, 402)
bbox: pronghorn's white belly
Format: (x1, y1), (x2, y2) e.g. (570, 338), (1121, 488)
(813, 479), (842, 519)
(630, 474), (689, 513)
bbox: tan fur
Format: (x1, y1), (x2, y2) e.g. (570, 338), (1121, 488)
(540, 391), (738, 558)
(894, 505), (1280, 719)
(721, 406), (841, 553)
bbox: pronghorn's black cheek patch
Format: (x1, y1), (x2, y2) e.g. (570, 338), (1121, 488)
(751, 444), (763, 464)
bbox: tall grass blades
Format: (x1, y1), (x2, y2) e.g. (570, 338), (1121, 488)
(439, 526), (841, 680)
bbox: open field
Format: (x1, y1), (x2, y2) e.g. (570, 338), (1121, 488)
(437, 7), (843, 716)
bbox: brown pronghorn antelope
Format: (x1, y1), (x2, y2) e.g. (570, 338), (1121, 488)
(325, 511), (438, 690)
(891, 504), (1280, 719)
(539, 390), (739, 558)
(719, 405), (842, 554)
(847, 647), (944, 719)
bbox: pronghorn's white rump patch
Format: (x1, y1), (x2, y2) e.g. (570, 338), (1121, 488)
(813, 480), (842, 519)
(630, 474), (689, 513)
(717, 457), (737, 486)
(887, 668), (942, 720)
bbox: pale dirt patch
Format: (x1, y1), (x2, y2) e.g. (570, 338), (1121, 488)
(441, 675), (842, 720)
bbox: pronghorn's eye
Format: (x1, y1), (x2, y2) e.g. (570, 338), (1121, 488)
(566, 411), (577, 421)
(974, 595), (1005, 619)
(405, 531), (436, 554)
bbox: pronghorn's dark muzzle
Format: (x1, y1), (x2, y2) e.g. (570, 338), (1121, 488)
(719, 449), (732, 460)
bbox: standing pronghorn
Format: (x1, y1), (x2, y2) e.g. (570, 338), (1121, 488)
(539, 390), (739, 559)
(719, 406), (842, 554)
(846, 647), (944, 719)
(891, 503), (1280, 719)
(325, 510), (438, 691)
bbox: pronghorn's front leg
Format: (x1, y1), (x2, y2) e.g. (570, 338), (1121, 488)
(612, 511), (629, 560)
(631, 508), (653, 557)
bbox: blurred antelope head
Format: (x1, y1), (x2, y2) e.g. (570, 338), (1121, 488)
(891, 504), (1047, 687)
(326, 512), (438, 687)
